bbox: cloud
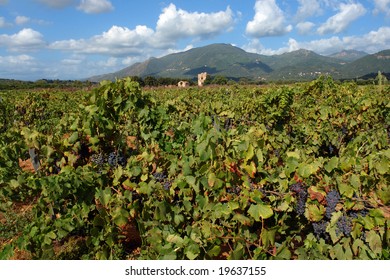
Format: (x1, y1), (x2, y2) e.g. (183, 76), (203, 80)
(0, 17), (9, 28)
(50, 25), (155, 56)
(296, 0), (322, 19)
(77, 0), (114, 14)
(296, 21), (315, 34)
(246, 0), (293, 37)
(243, 26), (390, 55)
(243, 38), (299, 55)
(317, 2), (366, 34)
(15, 16), (30, 25)
(36, 0), (76, 9)
(0, 28), (46, 51)
(298, 27), (390, 54)
(0, 54), (39, 79)
(50, 4), (234, 55)
(155, 4), (234, 42)
(373, 0), (390, 15)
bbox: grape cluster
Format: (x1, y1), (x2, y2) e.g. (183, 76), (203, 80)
(153, 172), (167, 182)
(290, 182), (307, 216)
(312, 220), (329, 240)
(336, 215), (352, 236)
(153, 172), (172, 191)
(227, 186), (242, 195)
(91, 153), (104, 166)
(325, 190), (340, 219)
(163, 181), (172, 191)
(107, 152), (126, 167)
(348, 209), (368, 219)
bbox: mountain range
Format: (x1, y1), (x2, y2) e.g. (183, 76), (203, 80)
(88, 43), (390, 82)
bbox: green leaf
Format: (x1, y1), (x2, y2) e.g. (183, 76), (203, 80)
(185, 243), (200, 260)
(286, 151), (300, 159)
(375, 157), (389, 175)
(298, 161), (321, 178)
(306, 204), (324, 222)
(186, 176), (198, 193)
(338, 182), (355, 198)
(325, 157), (338, 173)
(350, 174), (361, 188)
(233, 214), (252, 226)
(275, 245), (291, 260)
(174, 214), (184, 226)
(113, 208), (129, 227)
(208, 245), (221, 257)
(208, 172), (216, 187)
(98, 187), (112, 207)
(260, 228), (276, 248)
(138, 182), (152, 195)
(68, 131), (79, 144)
(166, 234), (184, 247)
(248, 203), (273, 221)
(366, 230), (382, 255)
(244, 144), (255, 162)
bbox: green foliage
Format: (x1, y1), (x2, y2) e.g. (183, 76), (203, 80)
(0, 77), (389, 259)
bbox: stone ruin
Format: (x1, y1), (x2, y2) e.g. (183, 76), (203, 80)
(178, 81), (190, 88)
(198, 72), (207, 87)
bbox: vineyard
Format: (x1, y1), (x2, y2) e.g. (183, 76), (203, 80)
(0, 77), (389, 260)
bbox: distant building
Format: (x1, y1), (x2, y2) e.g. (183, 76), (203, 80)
(178, 81), (190, 88)
(198, 72), (207, 86)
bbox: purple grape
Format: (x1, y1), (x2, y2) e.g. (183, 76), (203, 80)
(336, 215), (352, 236)
(290, 182), (307, 216)
(325, 190), (340, 219)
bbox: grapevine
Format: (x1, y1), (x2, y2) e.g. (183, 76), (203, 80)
(0, 77), (388, 260)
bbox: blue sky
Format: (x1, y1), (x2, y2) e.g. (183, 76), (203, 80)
(0, 0), (389, 80)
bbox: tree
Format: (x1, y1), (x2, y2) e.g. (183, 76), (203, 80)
(143, 76), (158, 87)
(212, 75), (228, 85)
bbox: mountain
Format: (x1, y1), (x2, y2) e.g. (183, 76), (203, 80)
(87, 44), (390, 82)
(90, 44), (272, 81)
(342, 50), (390, 79)
(328, 50), (368, 62)
(263, 49), (344, 80)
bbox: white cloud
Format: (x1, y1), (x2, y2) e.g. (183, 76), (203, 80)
(317, 2), (366, 34)
(243, 26), (390, 55)
(0, 54), (35, 65)
(36, 0), (76, 8)
(15, 16), (30, 25)
(155, 4), (234, 42)
(243, 38), (299, 55)
(246, 0), (293, 37)
(296, 21), (315, 34)
(61, 58), (83, 65)
(296, 0), (322, 19)
(77, 0), (113, 14)
(50, 25), (155, 56)
(373, 0), (390, 15)
(97, 57), (117, 67)
(0, 28), (46, 51)
(0, 17), (8, 28)
(158, 44), (194, 58)
(50, 4), (234, 55)
(0, 54), (39, 79)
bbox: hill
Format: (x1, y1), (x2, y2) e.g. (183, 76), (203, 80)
(342, 50), (390, 79)
(328, 50), (368, 62)
(87, 44), (390, 82)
